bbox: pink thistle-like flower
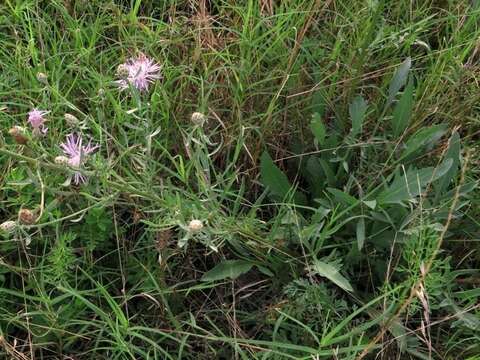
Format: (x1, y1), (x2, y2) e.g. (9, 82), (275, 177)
(115, 53), (161, 92)
(27, 108), (49, 134)
(60, 133), (98, 184)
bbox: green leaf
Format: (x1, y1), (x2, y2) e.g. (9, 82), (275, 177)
(319, 159), (337, 187)
(327, 188), (359, 206)
(392, 77), (414, 137)
(437, 131), (461, 193)
(386, 57), (411, 108)
(310, 112), (326, 145)
(399, 124), (447, 160)
(349, 96), (368, 137)
(363, 200), (377, 209)
(378, 159), (453, 204)
(310, 260), (353, 292)
(356, 218), (366, 250)
(201, 260), (253, 282)
(260, 151), (306, 205)
(305, 157), (326, 196)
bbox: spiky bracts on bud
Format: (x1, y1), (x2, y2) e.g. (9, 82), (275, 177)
(188, 219), (204, 232)
(8, 126), (28, 144)
(191, 112), (207, 126)
(0, 221), (17, 233)
(18, 209), (36, 225)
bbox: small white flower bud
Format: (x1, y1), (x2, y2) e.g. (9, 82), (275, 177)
(0, 221), (17, 233)
(191, 112), (206, 126)
(36, 72), (48, 84)
(64, 113), (79, 126)
(55, 156), (69, 165)
(188, 219), (203, 232)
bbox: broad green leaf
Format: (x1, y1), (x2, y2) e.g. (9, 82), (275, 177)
(392, 77), (414, 137)
(378, 159), (453, 204)
(306, 157), (326, 196)
(201, 260), (253, 282)
(319, 159), (336, 186)
(356, 218), (366, 250)
(399, 124), (447, 160)
(310, 260), (353, 292)
(386, 57), (411, 108)
(310, 112), (326, 145)
(327, 188), (359, 206)
(349, 96), (368, 137)
(437, 131), (461, 193)
(260, 151), (306, 205)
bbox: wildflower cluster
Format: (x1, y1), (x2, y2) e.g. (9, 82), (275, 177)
(6, 53), (162, 185)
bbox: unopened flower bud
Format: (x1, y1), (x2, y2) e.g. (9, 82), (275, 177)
(188, 219), (203, 232)
(8, 126), (28, 145)
(18, 209), (36, 225)
(64, 113), (79, 126)
(116, 64), (129, 78)
(191, 112), (206, 126)
(55, 156), (69, 165)
(0, 220), (17, 233)
(36, 72), (48, 84)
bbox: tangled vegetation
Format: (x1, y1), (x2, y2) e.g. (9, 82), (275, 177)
(0, 1), (479, 359)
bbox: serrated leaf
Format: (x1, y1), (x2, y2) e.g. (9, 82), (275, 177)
(378, 159), (453, 204)
(310, 260), (353, 292)
(386, 57), (411, 108)
(349, 96), (368, 137)
(201, 260), (253, 282)
(356, 218), (366, 250)
(310, 112), (326, 145)
(392, 77), (414, 137)
(260, 151), (306, 205)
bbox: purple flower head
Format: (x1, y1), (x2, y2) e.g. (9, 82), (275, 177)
(60, 133), (98, 184)
(28, 108), (49, 134)
(115, 53), (161, 92)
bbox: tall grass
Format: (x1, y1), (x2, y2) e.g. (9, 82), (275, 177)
(0, 1), (479, 359)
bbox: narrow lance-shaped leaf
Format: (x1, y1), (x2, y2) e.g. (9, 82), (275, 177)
(386, 57), (411, 109)
(201, 260), (253, 282)
(310, 260), (353, 292)
(356, 218), (366, 250)
(399, 124), (447, 161)
(327, 188), (359, 206)
(378, 159), (453, 204)
(437, 131), (461, 193)
(260, 151), (307, 205)
(349, 96), (368, 137)
(391, 77), (414, 137)
(310, 112), (326, 146)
